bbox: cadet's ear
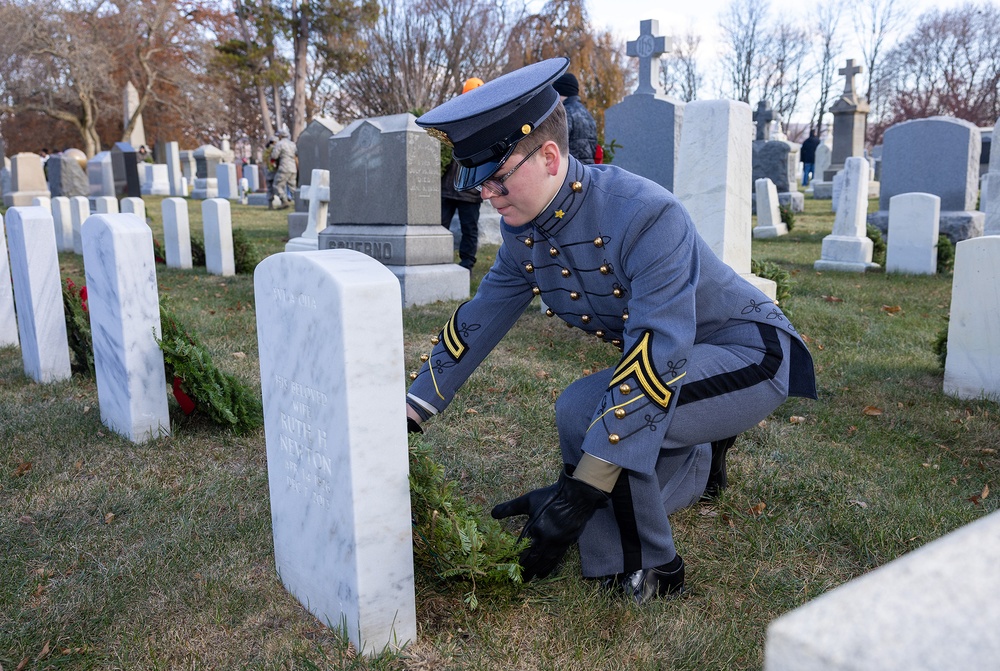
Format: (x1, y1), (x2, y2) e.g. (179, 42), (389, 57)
(540, 140), (562, 176)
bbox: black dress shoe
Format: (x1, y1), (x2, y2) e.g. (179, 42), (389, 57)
(601, 554), (685, 604)
(701, 435), (738, 501)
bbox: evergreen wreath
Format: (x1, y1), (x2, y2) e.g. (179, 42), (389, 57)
(408, 435), (526, 609)
(62, 278), (95, 376)
(156, 303), (263, 434)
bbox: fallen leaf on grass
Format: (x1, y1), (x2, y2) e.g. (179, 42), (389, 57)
(789, 416), (806, 424)
(19, 515), (34, 525)
(862, 406), (883, 416)
(748, 502), (767, 516)
(822, 295), (844, 303)
(983, 484), (990, 500)
(698, 509), (718, 517)
(847, 425), (857, 436)
(35, 640), (50, 661)
(848, 499), (868, 508)
(534, 370), (549, 380)
(721, 513), (736, 528)
(14, 462), (32, 477)
(980, 448), (997, 454)
(758, 419), (768, 428)
(231, 352), (246, 360)
(881, 305), (903, 315)
(104, 512), (115, 524)
(465, 408), (478, 414)
(16, 655), (29, 670)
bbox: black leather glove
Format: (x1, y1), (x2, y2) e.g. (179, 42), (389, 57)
(407, 417), (423, 434)
(491, 470), (610, 581)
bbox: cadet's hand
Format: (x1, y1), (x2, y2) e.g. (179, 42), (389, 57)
(491, 470), (609, 581)
(406, 417), (423, 434)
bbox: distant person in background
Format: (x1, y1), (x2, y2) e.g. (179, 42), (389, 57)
(552, 72), (598, 165)
(270, 129), (297, 209)
(264, 136), (278, 209)
(800, 130), (821, 186)
(440, 77), (485, 270)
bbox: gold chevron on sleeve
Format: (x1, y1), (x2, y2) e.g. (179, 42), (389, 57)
(442, 305), (468, 361)
(609, 331), (673, 408)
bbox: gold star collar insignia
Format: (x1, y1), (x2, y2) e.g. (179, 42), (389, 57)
(555, 209), (565, 219)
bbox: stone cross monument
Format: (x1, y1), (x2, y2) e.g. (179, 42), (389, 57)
(626, 20), (671, 96)
(825, 58), (869, 181)
(753, 101), (777, 141)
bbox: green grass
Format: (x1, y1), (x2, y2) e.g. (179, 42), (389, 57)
(2, 195), (998, 670)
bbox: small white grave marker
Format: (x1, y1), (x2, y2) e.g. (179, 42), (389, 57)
(886, 193), (940, 275)
(0, 212), (21, 347)
(202, 198), (235, 276)
(285, 169), (330, 252)
(162, 198), (193, 269)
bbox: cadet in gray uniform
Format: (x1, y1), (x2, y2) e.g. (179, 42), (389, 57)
(406, 58), (816, 604)
(270, 130), (297, 209)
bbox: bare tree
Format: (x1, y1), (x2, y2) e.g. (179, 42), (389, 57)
(719, 0), (771, 103)
(759, 21), (812, 125)
(662, 28), (703, 102)
(871, 2), (1000, 142)
(334, 0), (516, 119)
(852, 0), (910, 120)
(811, 0), (843, 135)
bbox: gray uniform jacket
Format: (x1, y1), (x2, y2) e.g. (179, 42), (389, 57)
(408, 156), (816, 474)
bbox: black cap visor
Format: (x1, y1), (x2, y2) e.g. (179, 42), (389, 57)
(454, 143), (517, 191)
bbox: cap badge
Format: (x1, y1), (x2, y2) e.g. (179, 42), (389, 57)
(425, 127), (453, 146)
(521, 123), (533, 135)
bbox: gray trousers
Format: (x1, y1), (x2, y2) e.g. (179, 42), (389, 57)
(555, 320), (792, 577)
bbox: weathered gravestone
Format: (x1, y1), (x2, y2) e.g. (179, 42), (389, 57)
(120, 197), (146, 222)
(764, 508), (1000, 671)
(943, 235), (1000, 401)
(869, 117), (983, 243)
(202, 198), (235, 276)
(751, 134), (804, 213)
(164, 141), (184, 197)
(82, 213), (170, 442)
(983, 116), (1000, 235)
(191, 145), (223, 199)
(95, 196), (119, 214)
(815, 156), (878, 272)
(69, 196), (89, 255)
(217, 163), (239, 201)
(111, 142), (142, 198)
(753, 178), (787, 238)
(603, 20), (684, 192)
(161, 198), (193, 269)
(317, 114), (468, 307)
(178, 149), (196, 186)
(0, 212), (21, 348)
(47, 153), (89, 198)
(51, 196), (74, 253)
(288, 118), (343, 237)
(140, 163), (171, 196)
(3, 153), (50, 207)
(674, 99), (776, 299)
(5, 206), (72, 382)
(885, 193), (940, 275)
(813, 59), (879, 200)
(254, 248), (417, 655)
(286, 169), (329, 252)
(88, 151), (116, 204)
(243, 163), (260, 192)
(1, 156), (11, 200)
(122, 81), (146, 150)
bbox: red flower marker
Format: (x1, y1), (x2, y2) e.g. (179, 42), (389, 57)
(172, 376), (196, 415)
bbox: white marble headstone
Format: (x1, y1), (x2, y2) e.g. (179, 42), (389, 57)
(0, 212), (21, 347)
(753, 178), (788, 238)
(244, 163), (260, 192)
(831, 170), (845, 214)
(217, 163), (239, 201)
(162, 198), (193, 269)
(5, 206), (71, 382)
(120, 196), (146, 223)
(69, 196), (89, 255)
(165, 141), (184, 197)
(944, 235), (1000, 401)
(815, 157), (877, 272)
(51, 196), (74, 252)
(886, 193), (940, 275)
(675, 99), (776, 298)
(31, 196), (51, 211)
(285, 169), (330, 252)
(140, 163), (171, 196)
(764, 509), (1000, 671)
(982, 173), (1000, 236)
(81, 213), (170, 442)
(95, 196), (119, 214)
(254, 249), (416, 655)
(202, 198), (235, 276)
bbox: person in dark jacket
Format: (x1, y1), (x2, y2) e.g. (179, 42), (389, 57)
(800, 130), (821, 186)
(440, 77), (485, 269)
(408, 58), (817, 604)
(553, 72), (598, 165)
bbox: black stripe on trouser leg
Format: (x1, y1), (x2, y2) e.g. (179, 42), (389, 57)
(676, 323), (783, 406)
(611, 472), (643, 574)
